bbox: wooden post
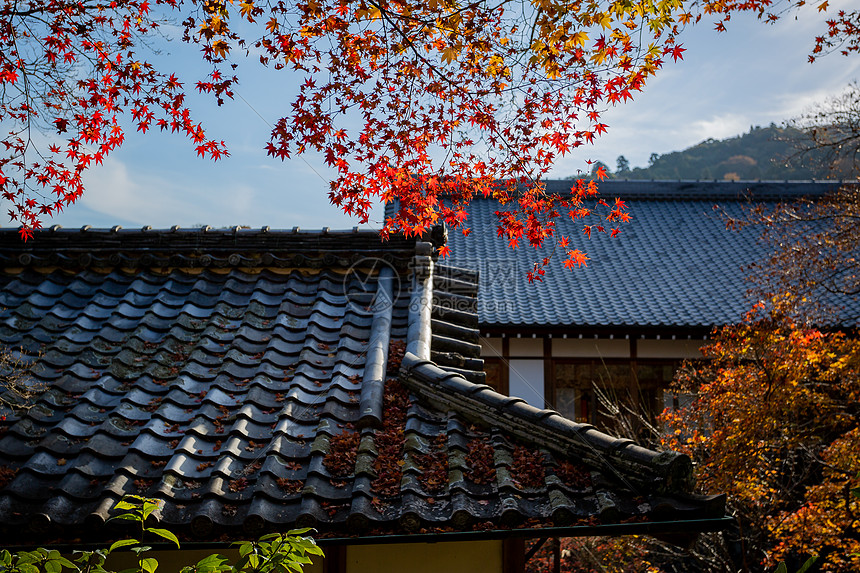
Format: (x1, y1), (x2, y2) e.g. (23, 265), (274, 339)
(544, 337), (553, 410)
(501, 336), (511, 395)
(503, 538), (525, 573)
(322, 545), (346, 573)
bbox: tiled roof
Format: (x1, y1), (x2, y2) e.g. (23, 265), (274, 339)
(444, 180), (853, 331)
(0, 227), (725, 545)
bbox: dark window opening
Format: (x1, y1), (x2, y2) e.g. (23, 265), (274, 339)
(482, 358), (508, 394)
(551, 359), (681, 432)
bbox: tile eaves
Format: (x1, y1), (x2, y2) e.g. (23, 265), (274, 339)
(0, 227), (727, 545)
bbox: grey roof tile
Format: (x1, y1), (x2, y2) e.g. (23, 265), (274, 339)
(80, 433), (130, 458)
(0, 225), (725, 544)
(447, 180), (854, 329)
(0, 434), (35, 458)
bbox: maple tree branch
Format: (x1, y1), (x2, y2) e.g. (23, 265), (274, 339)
(361, 0), (551, 195)
(365, 0), (458, 91)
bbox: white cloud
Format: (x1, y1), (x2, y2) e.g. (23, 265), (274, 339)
(550, 7), (860, 174)
(689, 114), (751, 143)
(55, 147), (379, 231)
(77, 159), (250, 227)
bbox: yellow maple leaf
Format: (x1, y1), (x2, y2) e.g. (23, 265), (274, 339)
(441, 46), (459, 63)
(212, 39), (230, 57)
(239, 0), (254, 18)
(594, 11), (612, 29)
(569, 30), (589, 48)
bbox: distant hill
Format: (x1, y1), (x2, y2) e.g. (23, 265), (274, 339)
(598, 125), (840, 181)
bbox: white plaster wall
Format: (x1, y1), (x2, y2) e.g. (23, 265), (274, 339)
(480, 337), (504, 358)
(347, 540), (503, 573)
(551, 338), (630, 358)
(508, 338), (543, 357)
(508, 359), (546, 408)
(637, 339), (705, 359)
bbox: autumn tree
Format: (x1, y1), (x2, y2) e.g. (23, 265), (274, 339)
(525, 536), (674, 573)
(789, 82), (860, 177)
(660, 300), (860, 572)
(740, 184), (860, 324)
(660, 186), (860, 571)
(0, 0), (858, 269)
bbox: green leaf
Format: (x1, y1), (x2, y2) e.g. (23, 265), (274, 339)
(53, 557), (77, 570)
(258, 534), (283, 542)
(43, 560), (61, 573)
(194, 556), (219, 568)
(130, 547), (151, 556)
(141, 500), (160, 522)
(113, 501), (139, 512)
(144, 528), (180, 549)
(194, 555), (229, 570)
(108, 514), (141, 523)
(774, 563), (788, 573)
(267, 553), (283, 567)
(108, 540), (141, 554)
(73, 550), (106, 567)
(285, 528), (315, 537)
(797, 556), (818, 573)
(16, 553), (39, 565)
(140, 558), (158, 573)
(238, 544), (254, 559)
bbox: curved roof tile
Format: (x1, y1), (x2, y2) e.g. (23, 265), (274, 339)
(0, 224), (726, 544)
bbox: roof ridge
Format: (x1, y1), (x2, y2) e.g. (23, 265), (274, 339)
(356, 265), (396, 430)
(400, 352), (698, 497)
(0, 229), (423, 271)
(384, 181), (849, 220)
(0, 225), (378, 235)
(540, 179), (847, 201)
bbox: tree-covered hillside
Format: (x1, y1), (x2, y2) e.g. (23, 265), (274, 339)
(601, 125), (843, 181)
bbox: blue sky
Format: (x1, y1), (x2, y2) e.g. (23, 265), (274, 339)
(5, 5), (860, 232)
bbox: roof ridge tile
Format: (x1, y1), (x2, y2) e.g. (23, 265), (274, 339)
(400, 351), (696, 496)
